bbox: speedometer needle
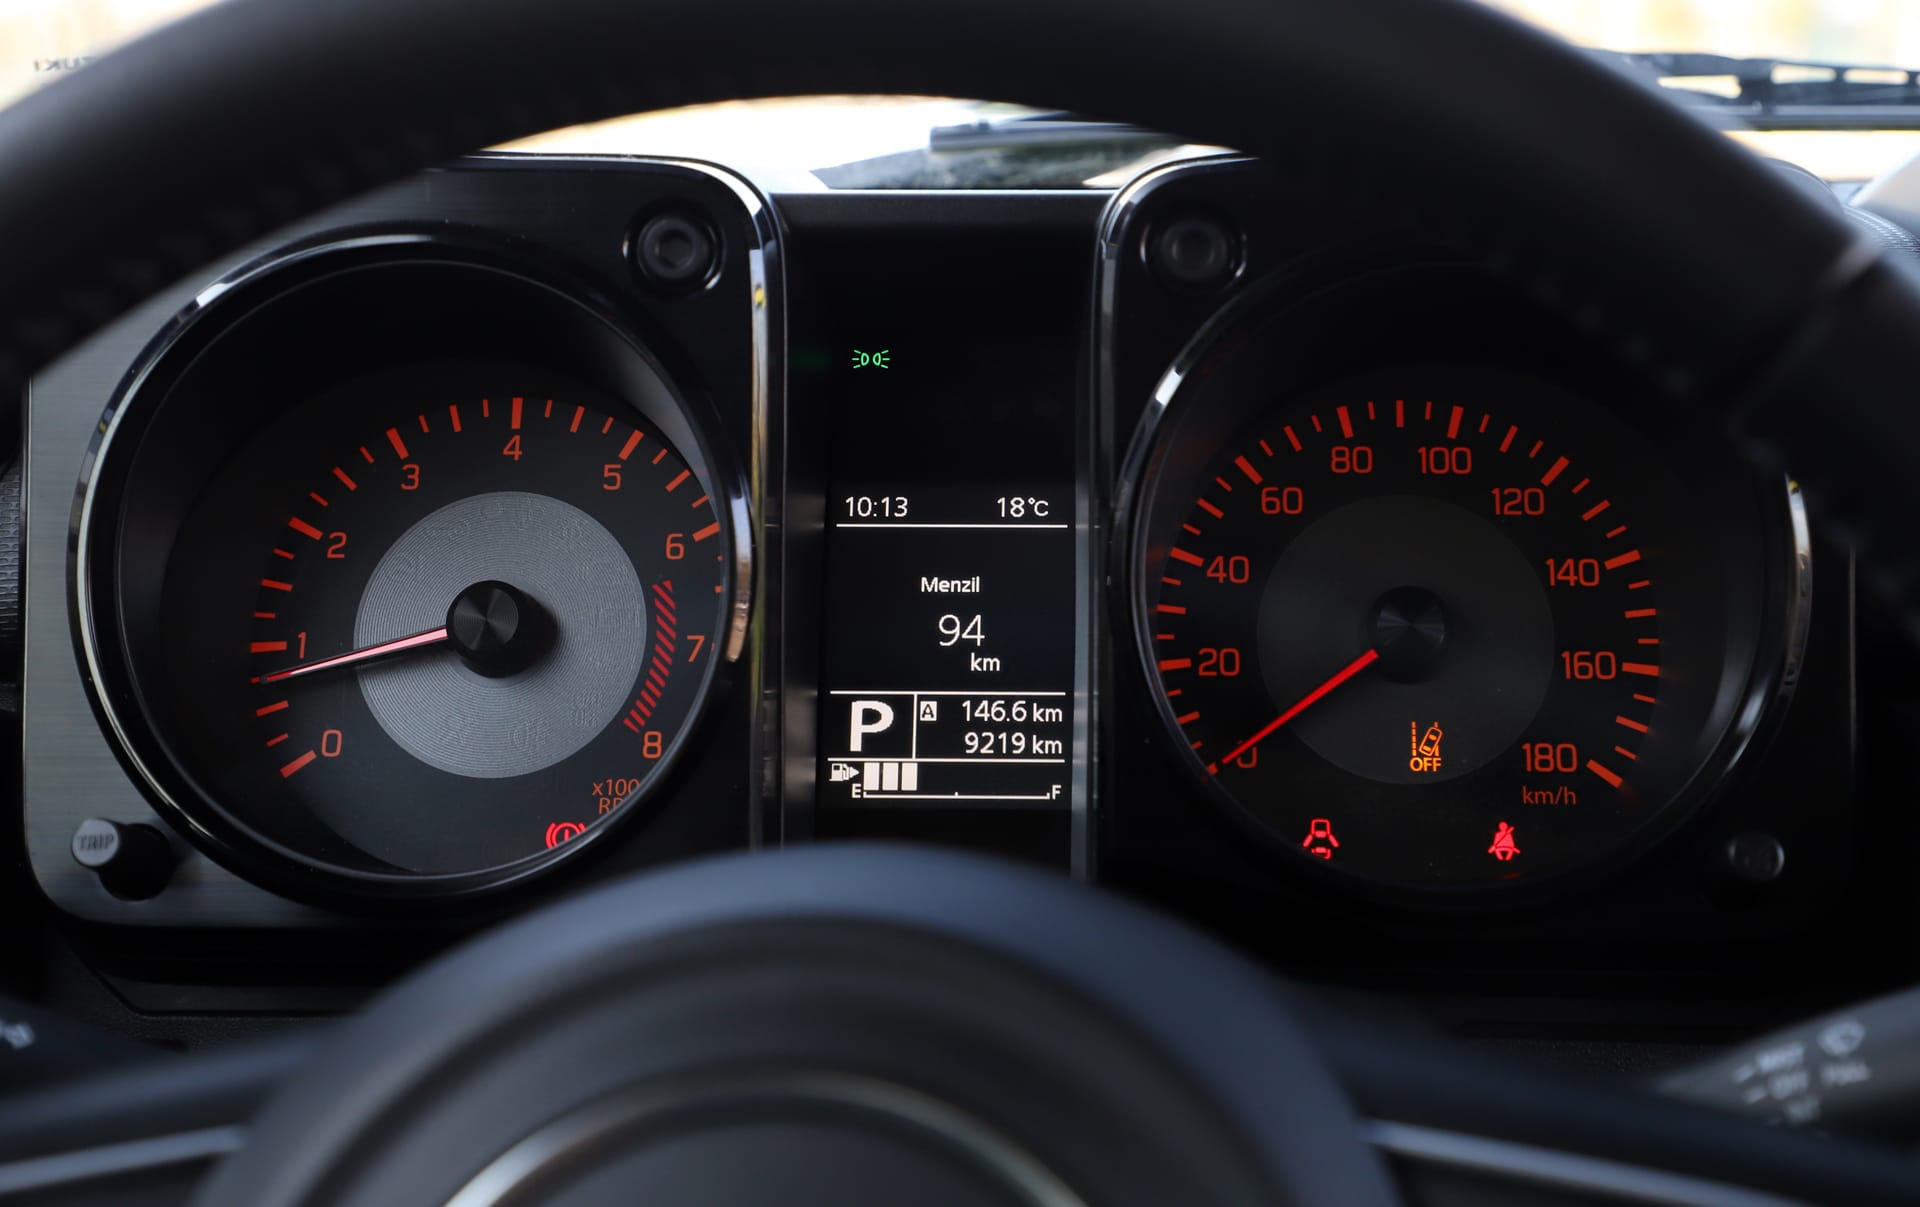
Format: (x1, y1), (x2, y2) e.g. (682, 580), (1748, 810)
(1209, 648), (1381, 773)
(261, 627), (449, 684)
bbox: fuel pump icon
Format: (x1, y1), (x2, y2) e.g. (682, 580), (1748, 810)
(1301, 818), (1340, 860)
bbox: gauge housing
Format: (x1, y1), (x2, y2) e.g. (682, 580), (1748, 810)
(73, 234), (753, 909)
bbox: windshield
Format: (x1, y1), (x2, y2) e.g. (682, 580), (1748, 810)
(4, 1), (1919, 184)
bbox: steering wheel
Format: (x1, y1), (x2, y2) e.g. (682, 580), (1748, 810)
(8, 0), (1920, 1202)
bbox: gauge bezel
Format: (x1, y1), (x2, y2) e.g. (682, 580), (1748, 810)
(72, 232), (755, 910)
(1114, 260), (1809, 907)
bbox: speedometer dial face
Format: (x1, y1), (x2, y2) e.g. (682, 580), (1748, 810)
(1131, 348), (1794, 892)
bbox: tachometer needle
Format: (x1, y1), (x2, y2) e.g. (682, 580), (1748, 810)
(261, 626), (450, 684)
(1209, 648), (1381, 773)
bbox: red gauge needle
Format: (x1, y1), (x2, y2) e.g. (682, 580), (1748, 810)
(261, 626), (450, 684)
(1209, 648), (1381, 773)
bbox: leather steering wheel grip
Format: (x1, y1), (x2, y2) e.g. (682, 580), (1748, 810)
(189, 846), (1396, 1205)
(0, 0), (1910, 605)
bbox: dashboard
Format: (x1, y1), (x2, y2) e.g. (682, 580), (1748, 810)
(13, 151), (1909, 1050)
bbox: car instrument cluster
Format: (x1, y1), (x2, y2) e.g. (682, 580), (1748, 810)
(19, 154), (1861, 999)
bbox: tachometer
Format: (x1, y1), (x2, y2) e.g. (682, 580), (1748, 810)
(78, 245), (749, 906)
(1124, 274), (1803, 893)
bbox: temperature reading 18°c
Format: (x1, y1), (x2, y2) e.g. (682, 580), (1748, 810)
(996, 496), (1050, 518)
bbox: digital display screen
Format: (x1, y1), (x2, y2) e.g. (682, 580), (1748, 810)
(811, 226), (1084, 828)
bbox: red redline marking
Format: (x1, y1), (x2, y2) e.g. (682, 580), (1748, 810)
(1446, 405), (1464, 439)
(1615, 746), (1639, 761)
(1366, 400), (1376, 421)
(1638, 637), (1660, 645)
(1234, 455), (1264, 484)
(1214, 476), (1235, 493)
(569, 406), (585, 433)
(601, 417), (615, 434)
(1310, 414), (1323, 433)
(255, 700), (289, 716)
(386, 428), (409, 459)
(1337, 406), (1354, 438)
(665, 469), (691, 492)
(619, 431), (644, 460)
(1622, 662), (1660, 678)
(1587, 760), (1624, 789)
(1604, 549), (1642, 570)
(646, 669), (667, 694)
(1167, 689), (1183, 699)
(1157, 603), (1187, 615)
(651, 448), (669, 465)
(1606, 525), (1628, 539)
(279, 751), (317, 779)
(333, 467), (357, 490)
(1196, 499), (1224, 519)
(265, 733), (289, 748)
(1633, 693), (1657, 704)
(1395, 398), (1406, 428)
(449, 404), (463, 432)
(1162, 577), (1182, 587)
(253, 611), (276, 620)
(544, 399), (554, 418)
(1572, 478), (1590, 494)
(250, 641), (287, 654)
(261, 579), (293, 592)
(1500, 426), (1518, 452)
(1259, 439), (1275, 457)
(308, 492), (328, 508)
(417, 413), (430, 434)
(1156, 633), (1175, 642)
(1540, 456), (1569, 486)
(272, 548), (295, 560)
(623, 717), (641, 733)
(690, 495), (709, 509)
(692, 521), (721, 542)
(1284, 425), (1303, 451)
(1159, 658), (1192, 671)
(1616, 715), (1650, 734)
(1581, 500), (1611, 522)
(1528, 439), (1544, 458)
(482, 398), (491, 418)
(1478, 413), (1491, 433)
(288, 517), (323, 540)
(1424, 400), (1433, 421)
(511, 397), (523, 429)
(1169, 547), (1204, 566)
(359, 446), (374, 463)
(1628, 579), (1651, 590)
(1625, 608), (1657, 619)
(1181, 523), (1202, 536)
(1177, 711), (1201, 725)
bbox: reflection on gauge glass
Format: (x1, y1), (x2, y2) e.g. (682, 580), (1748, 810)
(1126, 280), (1802, 894)
(79, 249), (747, 905)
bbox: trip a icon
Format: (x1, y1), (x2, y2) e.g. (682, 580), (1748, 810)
(1301, 818), (1340, 860)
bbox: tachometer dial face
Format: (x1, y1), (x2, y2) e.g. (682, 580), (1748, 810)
(80, 250), (748, 905)
(1130, 350), (1794, 892)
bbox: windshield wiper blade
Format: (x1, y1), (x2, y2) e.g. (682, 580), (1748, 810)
(1602, 51), (1920, 129)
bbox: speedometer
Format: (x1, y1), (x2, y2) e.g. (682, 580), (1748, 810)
(1123, 272), (1804, 893)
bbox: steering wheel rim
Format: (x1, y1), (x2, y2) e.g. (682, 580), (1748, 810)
(10, 0), (1920, 1201)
